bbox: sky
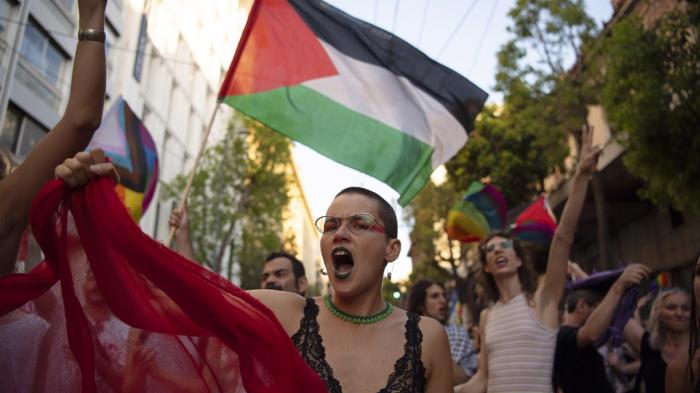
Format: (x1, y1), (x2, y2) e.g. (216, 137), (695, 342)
(293, 0), (614, 282)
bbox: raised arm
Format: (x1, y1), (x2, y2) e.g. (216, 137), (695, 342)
(536, 125), (601, 319)
(576, 264), (650, 347)
(0, 0), (106, 275)
(168, 204), (196, 261)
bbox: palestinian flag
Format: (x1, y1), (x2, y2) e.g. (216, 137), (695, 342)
(219, 0), (487, 205)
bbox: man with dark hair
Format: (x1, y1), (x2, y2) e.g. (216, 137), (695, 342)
(553, 263), (650, 393)
(408, 278), (477, 385)
(261, 251), (308, 296)
(564, 289), (601, 316)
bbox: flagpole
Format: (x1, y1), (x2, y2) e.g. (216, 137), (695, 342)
(166, 102), (221, 246)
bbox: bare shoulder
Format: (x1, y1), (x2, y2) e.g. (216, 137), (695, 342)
(248, 289), (306, 335)
(417, 314), (447, 339)
(393, 307), (448, 351)
(412, 310), (453, 391)
(480, 308), (490, 323)
(414, 311), (449, 363)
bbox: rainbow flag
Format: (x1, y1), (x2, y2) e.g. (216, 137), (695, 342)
(656, 271), (670, 288)
(650, 271), (670, 294)
(87, 97), (159, 222)
(446, 182), (507, 243)
(512, 196), (557, 245)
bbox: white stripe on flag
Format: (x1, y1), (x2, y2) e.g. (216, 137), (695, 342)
(303, 42), (468, 168)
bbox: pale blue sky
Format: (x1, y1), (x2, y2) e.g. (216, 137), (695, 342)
(295, 0), (614, 281)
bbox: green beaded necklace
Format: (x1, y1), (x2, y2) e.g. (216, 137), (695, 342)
(323, 294), (393, 324)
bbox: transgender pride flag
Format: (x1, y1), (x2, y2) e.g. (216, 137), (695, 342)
(88, 97), (159, 222)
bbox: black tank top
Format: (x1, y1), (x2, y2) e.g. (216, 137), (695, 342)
(633, 331), (666, 393)
(291, 298), (427, 393)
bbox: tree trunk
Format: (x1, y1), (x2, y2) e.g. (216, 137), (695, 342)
(227, 235), (236, 282)
(214, 219), (237, 275)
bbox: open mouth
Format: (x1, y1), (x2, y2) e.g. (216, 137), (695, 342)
(332, 247), (355, 279)
(495, 256), (508, 268)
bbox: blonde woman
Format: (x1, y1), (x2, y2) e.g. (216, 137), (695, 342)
(624, 287), (691, 392)
(666, 252), (700, 393)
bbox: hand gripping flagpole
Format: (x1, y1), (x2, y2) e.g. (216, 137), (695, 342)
(166, 103), (220, 246)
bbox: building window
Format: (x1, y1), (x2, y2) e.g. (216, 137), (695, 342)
(0, 1), (13, 39)
(132, 14), (148, 82)
(105, 23), (118, 74)
(20, 18), (66, 88)
(0, 104), (48, 159)
(55, 0), (75, 13)
(0, 105), (21, 151)
(16, 117), (47, 158)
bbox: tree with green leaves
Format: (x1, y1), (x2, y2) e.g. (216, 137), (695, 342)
(162, 114), (293, 288)
(405, 179), (459, 282)
(445, 105), (568, 208)
(494, 0), (598, 169)
(447, 0), (598, 207)
(597, 6), (700, 212)
(407, 0), (598, 290)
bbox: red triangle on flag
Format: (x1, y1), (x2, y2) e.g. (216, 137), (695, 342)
(219, 0), (338, 97)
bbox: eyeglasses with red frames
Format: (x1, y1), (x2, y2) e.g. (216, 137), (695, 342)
(314, 214), (386, 235)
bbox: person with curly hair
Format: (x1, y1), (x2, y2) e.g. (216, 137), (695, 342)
(407, 278), (478, 385)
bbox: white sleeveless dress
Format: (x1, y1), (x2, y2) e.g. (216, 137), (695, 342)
(484, 293), (557, 393)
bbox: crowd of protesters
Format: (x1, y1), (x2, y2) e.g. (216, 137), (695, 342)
(1, 0), (699, 391)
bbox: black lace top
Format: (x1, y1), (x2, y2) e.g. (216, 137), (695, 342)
(291, 298), (427, 393)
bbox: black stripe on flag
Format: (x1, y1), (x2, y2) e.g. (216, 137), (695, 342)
(289, 0), (489, 134)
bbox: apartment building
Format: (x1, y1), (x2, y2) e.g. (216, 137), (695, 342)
(0, 0), (325, 286)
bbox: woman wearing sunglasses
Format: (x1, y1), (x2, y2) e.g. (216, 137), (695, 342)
(456, 125), (602, 393)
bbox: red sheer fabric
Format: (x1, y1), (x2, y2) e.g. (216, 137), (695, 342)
(0, 178), (326, 393)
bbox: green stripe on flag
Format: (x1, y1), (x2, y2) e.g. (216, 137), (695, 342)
(222, 85), (433, 205)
